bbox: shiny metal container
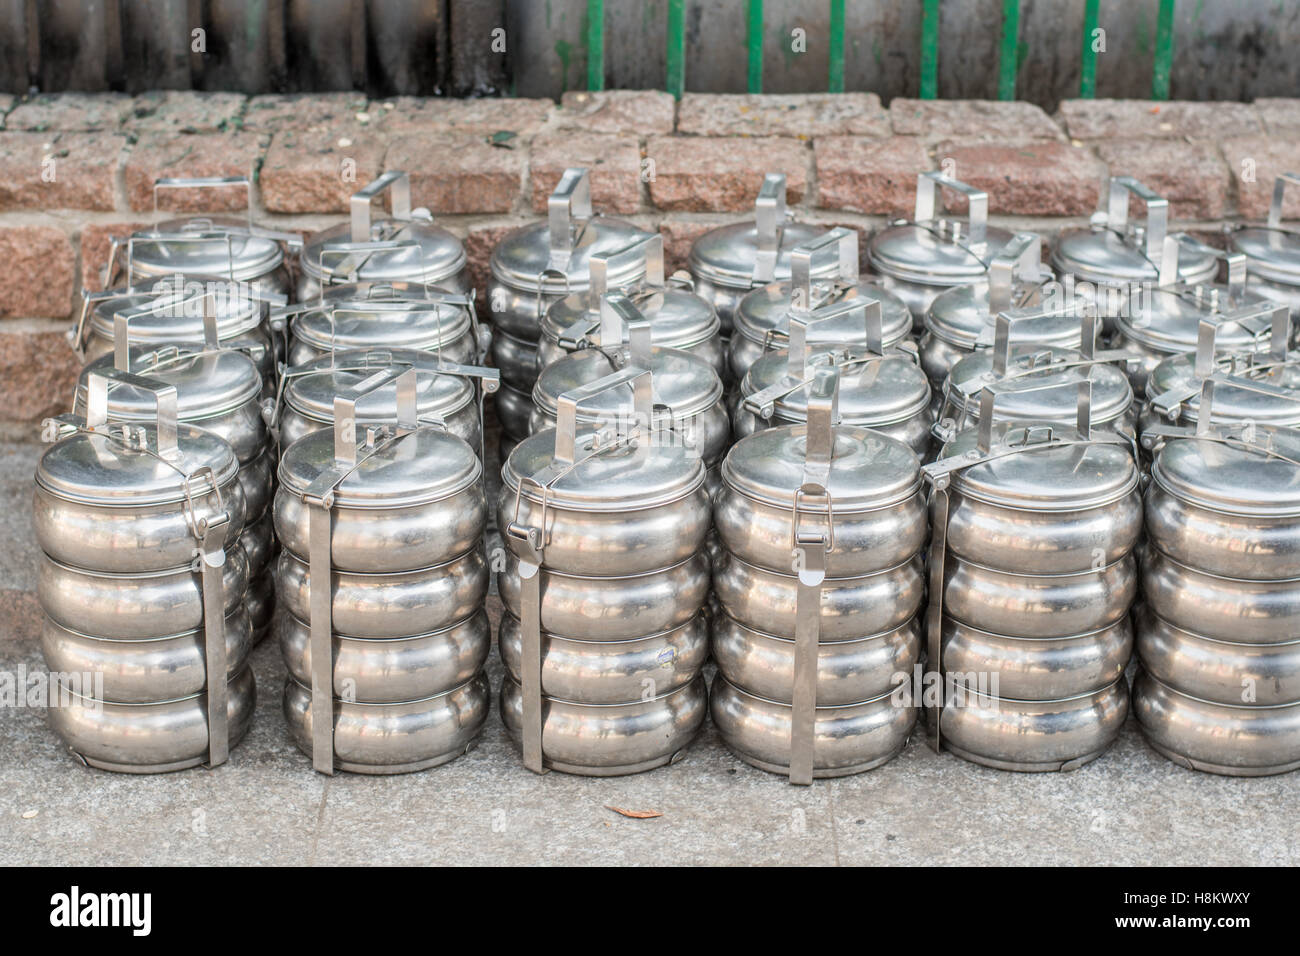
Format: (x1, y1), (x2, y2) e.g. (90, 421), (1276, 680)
(530, 294), (728, 493)
(1227, 173), (1300, 318)
(273, 366), (490, 774)
(35, 369), (250, 772)
(713, 366), (925, 781)
(499, 367), (711, 775)
(1134, 380), (1300, 774)
(1113, 235), (1287, 393)
(539, 233), (725, 377)
(923, 379), (1141, 771)
(1050, 177), (1218, 334)
(104, 176), (297, 299)
(734, 296), (932, 458)
(73, 302), (276, 642)
(488, 167), (652, 395)
(920, 232), (1061, 388)
(296, 172), (469, 300)
(275, 346), (499, 459)
(933, 305), (1136, 448)
(279, 284), (485, 368)
(731, 227), (912, 382)
(1139, 306), (1300, 441)
(866, 171), (1016, 320)
(72, 284), (277, 388)
(688, 173), (834, 333)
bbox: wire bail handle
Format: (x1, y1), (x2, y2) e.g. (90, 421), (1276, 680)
(588, 232), (664, 311)
(1105, 176), (1168, 268)
(350, 170), (413, 243)
(1193, 304), (1291, 378)
(787, 295), (883, 378)
(789, 227), (859, 315)
(916, 171), (987, 249)
(1168, 231), (1248, 300)
(85, 367), (181, 461)
(154, 175), (253, 227)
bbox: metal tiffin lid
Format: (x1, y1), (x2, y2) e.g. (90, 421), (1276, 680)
(279, 287), (477, 356)
(1145, 374), (1300, 518)
(924, 231), (1065, 350)
(739, 295), (931, 430)
(75, 293), (263, 425)
(38, 368), (240, 508)
(71, 278), (271, 361)
(542, 232), (721, 352)
(1228, 172), (1300, 285)
(1117, 234), (1281, 353)
(277, 365), (482, 511)
(867, 170), (1015, 286)
(1145, 305), (1300, 427)
(935, 302), (1133, 442)
(533, 293), (723, 423)
(687, 172), (834, 289)
(926, 376), (1140, 513)
(299, 171), (468, 286)
(723, 364), (921, 515)
(1050, 176), (1218, 286)
(490, 168), (652, 294)
(109, 176), (298, 284)
(277, 346), (498, 430)
(733, 226), (912, 350)
(502, 364), (706, 516)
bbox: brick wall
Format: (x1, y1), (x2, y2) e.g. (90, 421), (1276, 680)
(1, 88), (1295, 438)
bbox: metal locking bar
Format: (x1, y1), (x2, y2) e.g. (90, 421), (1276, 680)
(547, 168), (593, 275)
(987, 232), (1044, 319)
(1268, 173), (1300, 230)
(916, 171), (987, 248)
(789, 365), (839, 786)
(1105, 176), (1168, 268)
(753, 173), (788, 284)
(194, 491), (231, 768)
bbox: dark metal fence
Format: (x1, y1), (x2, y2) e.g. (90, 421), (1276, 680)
(4, 1), (1298, 106)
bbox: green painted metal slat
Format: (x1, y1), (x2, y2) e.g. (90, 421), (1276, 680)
(828, 0), (845, 93)
(1152, 0), (1175, 100)
(920, 0), (939, 99)
(998, 0), (1020, 100)
(1080, 0), (1100, 98)
(586, 0), (604, 91)
(666, 0), (685, 99)
(747, 0), (763, 94)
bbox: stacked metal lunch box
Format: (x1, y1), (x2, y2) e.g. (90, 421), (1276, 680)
(34, 160), (1300, 783)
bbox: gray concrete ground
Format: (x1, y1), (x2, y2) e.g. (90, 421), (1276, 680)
(2, 438), (1296, 866)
